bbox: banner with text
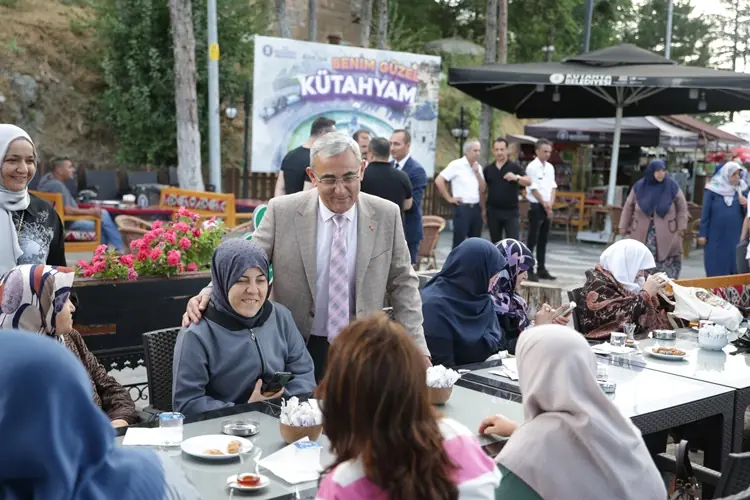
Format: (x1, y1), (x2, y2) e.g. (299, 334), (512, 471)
(251, 36), (441, 177)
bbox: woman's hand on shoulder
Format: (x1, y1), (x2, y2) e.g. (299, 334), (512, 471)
(478, 414), (518, 438)
(248, 379), (283, 403)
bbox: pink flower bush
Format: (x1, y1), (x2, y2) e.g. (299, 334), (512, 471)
(76, 207), (226, 280)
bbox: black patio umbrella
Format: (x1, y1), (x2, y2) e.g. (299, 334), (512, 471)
(449, 44), (750, 208)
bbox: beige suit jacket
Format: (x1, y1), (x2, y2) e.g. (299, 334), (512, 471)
(205, 190), (428, 356)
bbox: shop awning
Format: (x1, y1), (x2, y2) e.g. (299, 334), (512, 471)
(662, 115), (746, 144)
(524, 116), (698, 148)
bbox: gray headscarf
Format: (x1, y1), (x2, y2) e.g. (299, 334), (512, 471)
(0, 125), (34, 274)
(210, 239), (272, 328)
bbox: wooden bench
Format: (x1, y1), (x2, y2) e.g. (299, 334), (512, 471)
(158, 187), (253, 228)
(674, 274), (750, 309)
(31, 190), (102, 252)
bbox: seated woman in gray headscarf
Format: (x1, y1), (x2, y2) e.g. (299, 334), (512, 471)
(173, 239), (316, 416)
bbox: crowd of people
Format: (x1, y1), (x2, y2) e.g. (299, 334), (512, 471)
(1, 120), (705, 498)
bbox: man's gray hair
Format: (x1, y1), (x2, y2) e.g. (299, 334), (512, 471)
(463, 139), (480, 154)
(310, 132), (361, 166)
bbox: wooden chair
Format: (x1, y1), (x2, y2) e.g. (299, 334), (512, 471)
(608, 205), (623, 243)
(31, 190), (102, 252)
(551, 192), (586, 243)
(158, 187), (251, 228)
(417, 215), (446, 270)
(115, 215), (152, 253)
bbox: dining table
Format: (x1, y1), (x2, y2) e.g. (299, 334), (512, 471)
(601, 328), (750, 453)
(459, 354), (735, 471)
(116, 387), (522, 500)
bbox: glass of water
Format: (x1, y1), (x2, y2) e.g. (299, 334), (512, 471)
(623, 323), (636, 341)
(610, 331), (627, 347)
(596, 363), (608, 382)
(159, 412), (184, 446)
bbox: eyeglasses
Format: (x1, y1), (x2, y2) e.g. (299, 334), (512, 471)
(313, 173), (360, 187)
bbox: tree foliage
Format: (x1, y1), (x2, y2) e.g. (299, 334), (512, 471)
(94, 0), (270, 166)
(622, 0), (714, 66)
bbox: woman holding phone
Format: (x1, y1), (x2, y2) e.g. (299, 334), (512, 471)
(172, 239), (316, 416)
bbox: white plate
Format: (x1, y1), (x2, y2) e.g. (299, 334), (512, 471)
(180, 435), (253, 460)
(646, 348), (687, 361)
(226, 474), (270, 491)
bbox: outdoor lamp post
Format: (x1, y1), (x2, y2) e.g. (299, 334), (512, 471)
(241, 80), (251, 199)
(225, 106), (238, 120)
(451, 106), (470, 157)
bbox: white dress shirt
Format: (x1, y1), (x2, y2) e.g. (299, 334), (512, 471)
(439, 156), (484, 204)
(525, 158), (557, 203)
(311, 198), (358, 338)
(393, 154), (411, 170)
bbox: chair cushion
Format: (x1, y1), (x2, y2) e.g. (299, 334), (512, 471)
(710, 285), (750, 309)
(65, 230), (97, 242)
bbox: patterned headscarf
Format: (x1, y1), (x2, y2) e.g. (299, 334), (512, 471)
(490, 239), (536, 330)
(0, 264), (75, 335)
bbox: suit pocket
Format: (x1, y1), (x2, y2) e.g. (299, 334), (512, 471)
(371, 248), (392, 260)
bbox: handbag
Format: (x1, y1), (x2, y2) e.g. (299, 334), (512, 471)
(666, 279), (743, 331)
(669, 440), (702, 500)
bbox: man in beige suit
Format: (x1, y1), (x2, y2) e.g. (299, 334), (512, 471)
(183, 132), (429, 380)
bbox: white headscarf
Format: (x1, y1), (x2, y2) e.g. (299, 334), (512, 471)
(599, 239), (655, 293)
(706, 161), (743, 207)
(0, 125), (34, 274)
(496, 325), (667, 500)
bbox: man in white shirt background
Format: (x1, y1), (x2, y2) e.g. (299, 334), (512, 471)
(435, 139), (486, 249)
(525, 139), (557, 281)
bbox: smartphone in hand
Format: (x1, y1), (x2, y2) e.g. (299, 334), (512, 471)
(261, 372), (295, 396)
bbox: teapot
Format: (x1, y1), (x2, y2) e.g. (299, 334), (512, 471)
(698, 322), (729, 351)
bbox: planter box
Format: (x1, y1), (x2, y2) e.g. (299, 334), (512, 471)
(73, 272), (210, 369)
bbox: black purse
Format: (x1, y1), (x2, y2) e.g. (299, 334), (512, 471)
(669, 440), (702, 500)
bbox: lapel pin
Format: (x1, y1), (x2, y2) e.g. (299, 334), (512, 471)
(369, 225), (374, 231)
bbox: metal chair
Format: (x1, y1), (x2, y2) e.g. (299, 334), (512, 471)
(142, 327), (181, 414)
(655, 451), (750, 498)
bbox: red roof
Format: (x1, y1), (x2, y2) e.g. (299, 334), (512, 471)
(662, 115), (745, 143)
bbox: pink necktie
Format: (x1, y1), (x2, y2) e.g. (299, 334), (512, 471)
(327, 215), (349, 341)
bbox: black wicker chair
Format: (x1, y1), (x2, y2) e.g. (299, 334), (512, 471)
(142, 327), (181, 414)
(567, 288), (583, 333)
(655, 451), (750, 498)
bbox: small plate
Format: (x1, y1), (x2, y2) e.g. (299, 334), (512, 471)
(227, 473), (270, 491)
(646, 347), (687, 361)
(180, 435), (252, 460)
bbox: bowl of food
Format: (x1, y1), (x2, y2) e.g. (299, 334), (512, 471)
(279, 422), (323, 444)
(428, 386), (453, 405)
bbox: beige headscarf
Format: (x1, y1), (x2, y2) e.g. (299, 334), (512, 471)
(496, 325), (667, 500)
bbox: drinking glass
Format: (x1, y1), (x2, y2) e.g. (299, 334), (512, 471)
(159, 412), (184, 446)
(623, 323), (636, 341)
(610, 331), (627, 347)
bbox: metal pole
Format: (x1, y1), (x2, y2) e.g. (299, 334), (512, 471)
(582, 0), (594, 53)
(665, 0), (674, 59)
(603, 104), (623, 236)
(207, 0), (222, 192)
(458, 106), (465, 156)
(242, 80), (250, 199)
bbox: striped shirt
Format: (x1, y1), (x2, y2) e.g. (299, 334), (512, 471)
(316, 418), (501, 499)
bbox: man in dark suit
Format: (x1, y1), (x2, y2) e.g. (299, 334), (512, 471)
(390, 129), (426, 266)
(361, 137), (413, 215)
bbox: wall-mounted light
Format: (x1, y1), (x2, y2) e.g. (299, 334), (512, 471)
(225, 107), (238, 120)
(552, 86), (560, 103)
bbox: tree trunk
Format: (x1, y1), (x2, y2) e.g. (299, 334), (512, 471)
(375, 0), (388, 49)
(308, 0), (317, 41)
(168, 0), (204, 191)
(479, 0), (498, 165)
(497, 0), (508, 64)
(360, 0), (374, 47)
(275, 0), (291, 38)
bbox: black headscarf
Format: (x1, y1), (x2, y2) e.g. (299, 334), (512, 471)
(209, 239), (272, 329)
